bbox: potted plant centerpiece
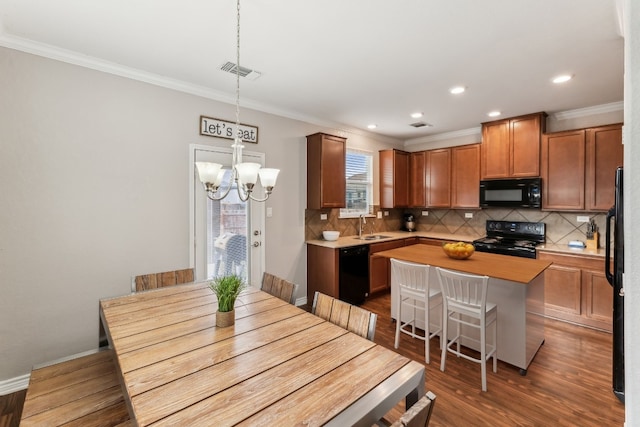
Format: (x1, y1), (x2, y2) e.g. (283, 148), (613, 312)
(209, 274), (246, 327)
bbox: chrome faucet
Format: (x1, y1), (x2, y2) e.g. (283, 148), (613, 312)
(359, 214), (366, 238)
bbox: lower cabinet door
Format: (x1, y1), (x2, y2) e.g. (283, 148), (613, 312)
(544, 264), (582, 317)
(583, 269), (613, 330)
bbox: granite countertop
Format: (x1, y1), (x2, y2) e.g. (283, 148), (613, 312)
(536, 243), (607, 258)
(307, 231), (609, 259)
(305, 230), (478, 249)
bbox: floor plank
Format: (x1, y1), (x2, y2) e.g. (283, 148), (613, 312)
(0, 389), (26, 427)
(361, 291), (625, 426)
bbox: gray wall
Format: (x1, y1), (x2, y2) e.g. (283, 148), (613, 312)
(0, 46), (400, 382)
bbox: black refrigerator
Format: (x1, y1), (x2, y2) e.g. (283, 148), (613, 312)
(605, 166), (625, 403)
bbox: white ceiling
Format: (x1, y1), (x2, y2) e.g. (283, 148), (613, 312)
(0, 0), (624, 141)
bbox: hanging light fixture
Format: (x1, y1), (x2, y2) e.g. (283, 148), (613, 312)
(196, 0), (279, 202)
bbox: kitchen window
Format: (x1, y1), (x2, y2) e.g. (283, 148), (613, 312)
(340, 148), (373, 218)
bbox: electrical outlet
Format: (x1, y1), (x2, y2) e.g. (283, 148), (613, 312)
(384, 211), (389, 217)
(377, 211), (382, 219)
(577, 215), (590, 223)
(320, 213), (327, 220)
(422, 211), (429, 216)
(465, 212), (473, 219)
(266, 207), (273, 218)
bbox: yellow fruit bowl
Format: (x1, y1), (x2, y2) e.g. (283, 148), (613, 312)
(442, 242), (475, 260)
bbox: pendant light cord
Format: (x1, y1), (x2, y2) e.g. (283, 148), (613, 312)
(236, 0), (241, 136)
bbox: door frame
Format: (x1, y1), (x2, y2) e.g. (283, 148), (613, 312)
(189, 143), (266, 285)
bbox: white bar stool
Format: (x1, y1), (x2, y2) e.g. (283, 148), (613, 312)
(391, 258), (442, 364)
(436, 267), (497, 392)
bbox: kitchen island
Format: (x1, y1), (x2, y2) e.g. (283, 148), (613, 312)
(372, 244), (552, 373)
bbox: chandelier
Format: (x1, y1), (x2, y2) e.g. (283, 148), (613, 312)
(196, 0), (279, 202)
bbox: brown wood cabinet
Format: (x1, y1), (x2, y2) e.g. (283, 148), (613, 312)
(481, 112), (547, 179)
(369, 239), (408, 294)
(306, 133), (346, 209)
(306, 244), (339, 303)
(538, 251), (613, 332)
(541, 123), (622, 211)
(426, 148), (451, 208)
(541, 129), (586, 210)
(409, 151), (426, 207)
(380, 149), (409, 208)
(451, 144), (481, 208)
(586, 124), (624, 210)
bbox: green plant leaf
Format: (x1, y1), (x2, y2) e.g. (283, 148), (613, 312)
(208, 274), (246, 312)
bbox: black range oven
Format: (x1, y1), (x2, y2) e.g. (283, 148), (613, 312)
(473, 220), (545, 259)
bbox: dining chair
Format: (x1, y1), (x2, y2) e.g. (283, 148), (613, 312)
(311, 291), (377, 341)
(436, 267), (497, 392)
(391, 258), (442, 364)
(132, 267), (194, 292)
(261, 272), (298, 304)
(378, 391), (437, 427)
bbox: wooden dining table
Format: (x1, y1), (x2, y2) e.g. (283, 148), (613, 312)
(99, 282), (425, 426)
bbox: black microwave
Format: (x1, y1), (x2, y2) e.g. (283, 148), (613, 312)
(479, 177), (542, 208)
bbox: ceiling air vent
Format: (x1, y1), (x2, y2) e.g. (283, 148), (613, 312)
(220, 62), (262, 81)
(409, 122), (433, 128)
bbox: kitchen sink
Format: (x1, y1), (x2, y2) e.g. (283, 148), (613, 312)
(356, 235), (392, 241)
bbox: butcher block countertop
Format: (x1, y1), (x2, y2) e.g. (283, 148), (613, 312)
(373, 244), (551, 284)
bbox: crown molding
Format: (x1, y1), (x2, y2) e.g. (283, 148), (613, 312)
(0, 32), (401, 145)
(404, 126), (482, 146)
(0, 30), (622, 146)
(552, 101), (624, 121)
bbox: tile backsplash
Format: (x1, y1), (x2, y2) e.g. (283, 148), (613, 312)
(305, 207), (607, 247)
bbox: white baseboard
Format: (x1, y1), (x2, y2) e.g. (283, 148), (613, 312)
(295, 296), (308, 307)
(0, 373), (30, 395)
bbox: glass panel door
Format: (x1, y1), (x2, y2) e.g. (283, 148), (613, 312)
(191, 145), (265, 285)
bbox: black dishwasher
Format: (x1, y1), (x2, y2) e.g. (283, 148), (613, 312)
(339, 245), (369, 305)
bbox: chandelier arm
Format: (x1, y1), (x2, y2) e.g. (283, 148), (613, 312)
(205, 182), (234, 201)
(247, 193), (272, 202)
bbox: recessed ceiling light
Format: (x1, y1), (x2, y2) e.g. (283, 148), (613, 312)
(410, 112), (423, 119)
(450, 86), (466, 94)
(552, 74), (572, 84)
(487, 111), (501, 117)
(367, 124), (377, 129)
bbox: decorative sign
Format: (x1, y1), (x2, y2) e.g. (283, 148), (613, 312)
(200, 115), (259, 144)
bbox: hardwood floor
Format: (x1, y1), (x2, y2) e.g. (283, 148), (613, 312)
(0, 389), (25, 427)
(363, 291), (625, 426)
(0, 291), (625, 426)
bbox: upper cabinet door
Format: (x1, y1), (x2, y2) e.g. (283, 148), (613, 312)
(380, 149), (409, 208)
(511, 114), (544, 177)
(585, 124), (623, 211)
(426, 148), (451, 208)
(451, 144), (480, 208)
(481, 112), (546, 179)
(541, 129), (586, 210)
(481, 119), (510, 179)
(307, 133), (346, 209)
(409, 151), (426, 208)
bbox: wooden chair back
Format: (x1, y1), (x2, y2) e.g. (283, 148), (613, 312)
(389, 391), (436, 427)
(311, 291), (377, 341)
(261, 272), (298, 304)
(132, 268), (194, 292)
